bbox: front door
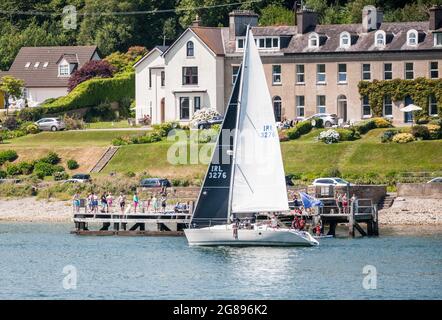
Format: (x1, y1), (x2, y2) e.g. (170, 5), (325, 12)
(337, 95), (347, 122)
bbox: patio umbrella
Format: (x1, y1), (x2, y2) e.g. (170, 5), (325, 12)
(399, 104), (422, 126)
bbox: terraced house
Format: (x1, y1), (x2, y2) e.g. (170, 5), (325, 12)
(135, 5), (442, 125)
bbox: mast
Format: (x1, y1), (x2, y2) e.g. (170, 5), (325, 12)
(226, 25), (250, 223)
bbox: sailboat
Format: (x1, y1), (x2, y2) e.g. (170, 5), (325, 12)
(184, 26), (318, 247)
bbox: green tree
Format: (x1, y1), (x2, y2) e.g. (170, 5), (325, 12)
(259, 4), (294, 26)
(0, 76), (24, 100)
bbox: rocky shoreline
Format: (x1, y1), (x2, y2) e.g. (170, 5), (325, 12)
(378, 197), (442, 225)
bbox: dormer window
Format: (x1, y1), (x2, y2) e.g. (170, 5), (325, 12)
(186, 41), (194, 57)
(34, 62), (40, 68)
(434, 33), (442, 47)
(407, 29), (418, 46)
(309, 33), (319, 48)
(237, 38), (245, 50)
(59, 64), (70, 76)
(375, 30), (386, 47)
(43, 62), (49, 68)
(24, 62), (30, 68)
(254, 37), (279, 50)
(340, 32), (350, 48)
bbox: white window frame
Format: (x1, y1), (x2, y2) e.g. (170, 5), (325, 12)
(362, 96), (371, 118)
(383, 96), (393, 118)
(254, 36), (279, 50)
(405, 62), (414, 80)
(309, 33), (319, 48)
(338, 63), (347, 83)
(232, 65), (240, 85)
(296, 95), (305, 118)
(407, 29), (418, 46)
(296, 64), (305, 84)
(434, 33), (442, 47)
(316, 64), (326, 84)
(362, 63), (371, 81)
(430, 61), (438, 79)
(316, 95), (326, 113)
(375, 30), (386, 47)
(272, 65), (282, 85)
(340, 32), (351, 48)
(384, 63), (393, 80)
(179, 97), (190, 120)
(236, 37), (245, 51)
(194, 96), (201, 112)
(58, 63), (70, 77)
(186, 41), (194, 57)
(429, 95), (438, 116)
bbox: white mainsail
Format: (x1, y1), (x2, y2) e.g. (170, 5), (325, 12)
(231, 29), (289, 214)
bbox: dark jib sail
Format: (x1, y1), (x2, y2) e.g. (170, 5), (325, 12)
(190, 68), (242, 227)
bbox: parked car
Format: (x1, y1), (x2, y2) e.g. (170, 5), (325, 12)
(427, 177), (442, 183)
(312, 177), (351, 187)
(140, 178), (171, 188)
(193, 116), (223, 129)
(304, 113), (338, 128)
(35, 118), (66, 131)
(66, 174), (92, 183)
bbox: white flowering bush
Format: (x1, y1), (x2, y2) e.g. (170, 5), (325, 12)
(319, 129), (340, 144)
(190, 108), (221, 128)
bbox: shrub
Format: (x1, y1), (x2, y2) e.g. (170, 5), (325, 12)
(355, 119), (377, 134)
(296, 121), (312, 135)
(6, 164), (20, 176)
(336, 128), (360, 141)
(416, 116), (430, 124)
(0, 150), (18, 165)
(392, 133), (415, 143)
(286, 127), (300, 140)
(53, 171), (69, 181)
(279, 130), (289, 142)
(322, 167), (342, 177)
(25, 123), (39, 134)
(3, 116), (19, 130)
(67, 159), (79, 170)
(319, 129), (340, 144)
(34, 162), (56, 176)
(152, 122), (180, 137)
(427, 124), (441, 140)
(125, 171), (136, 178)
(63, 115), (85, 130)
(411, 125), (430, 140)
(372, 117), (392, 128)
(190, 108), (221, 128)
(312, 117), (324, 128)
(381, 129), (400, 143)
(68, 60), (115, 91)
(112, 137), (128, 146)
(0, 170), (6, 179)
(17, 161), (34, 175)
(40, 152), (61, 165)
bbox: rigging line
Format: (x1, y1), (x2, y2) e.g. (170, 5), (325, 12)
(236, 164), (254, 194)
(0, 0), (262, 17)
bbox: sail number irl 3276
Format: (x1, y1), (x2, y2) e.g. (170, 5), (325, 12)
(208, 165), (227, 179)
(259, 125), (276, 138)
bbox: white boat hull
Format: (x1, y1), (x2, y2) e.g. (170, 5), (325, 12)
(184, 224), (319, 247)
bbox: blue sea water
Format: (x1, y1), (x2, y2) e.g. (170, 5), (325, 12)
(0, 223), (440, 300)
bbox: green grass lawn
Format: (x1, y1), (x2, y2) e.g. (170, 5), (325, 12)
(86, 120), (140, 129)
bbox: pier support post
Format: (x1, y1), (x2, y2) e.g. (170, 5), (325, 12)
(349, 205), (355, 238)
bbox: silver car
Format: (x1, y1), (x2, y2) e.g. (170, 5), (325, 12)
(35, 118), (66, 131)
(305, 113), (338, 128)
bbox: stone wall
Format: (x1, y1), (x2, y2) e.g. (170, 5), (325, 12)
(397, 183), (442, 198)
(307, 185), (387, 204)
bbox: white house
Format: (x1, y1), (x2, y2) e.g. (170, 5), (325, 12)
(0, 46), (100, 108)
(135, 26), (226, 124)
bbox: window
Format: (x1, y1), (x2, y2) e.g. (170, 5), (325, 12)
(405, 62), (414, 79)
(384, 63), (393, 80)
(383, 96), (393, 117)
(407, 30), (418, 46)
(375, 30), (386, 46)
(309, 33), (319, 48)
(179, 97), (190, 120)
(182, 67), (198, 85)
(161, 71), (165, 87)
(34, 62), (40, 68)
(362, 64), (371, 80)
(273, 96), (282, 122)
(362, 96), (371, 117)
(429, 95), (438, 116)
(316, 95), (326, 113)
(435, 33), (442, 46)
(316, 64), (326, 84)
(430, 61), (438, 79)
(43, 62), (49, 68)
(338, 64), (347, 83)
(255, 37), (279, 49)
(194, 97), (201, 112)
(186, 41), (194, 57)
(148, 69), (152, 88)
(237, 38), (245, 50)
(59, 64), (70, 76)
(296, 64), (305, 84)
(296, 96), (305, 118)
(272, 65), (281, 84)
(232, 65), (240, 85)
(340, 32), (350, 48)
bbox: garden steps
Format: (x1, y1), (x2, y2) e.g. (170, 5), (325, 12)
(90, 146), (119, 173)
(378, 193), (396, 210)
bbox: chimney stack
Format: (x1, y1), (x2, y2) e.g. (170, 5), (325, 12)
(192, 14), (201, 27)
(429, 5), (442, 30)
(296, 9), (318, 34)
(229, 10), (259, 41)
(362, 5), (382, 33)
